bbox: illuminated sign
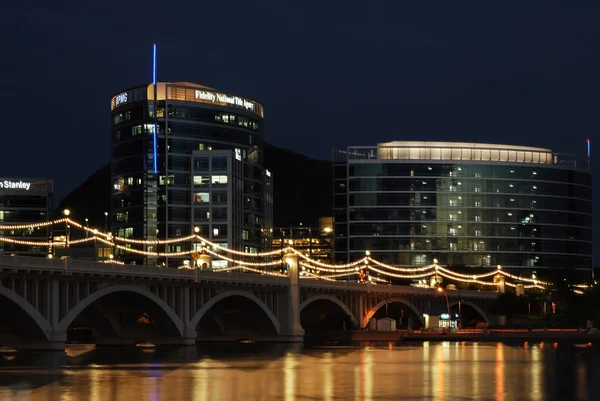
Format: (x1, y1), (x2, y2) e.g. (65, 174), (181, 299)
(440, 313), (450, 320)
(195, 90), (254, 111)
(115, 92), (128, 106)
(0, 180), (31, 190)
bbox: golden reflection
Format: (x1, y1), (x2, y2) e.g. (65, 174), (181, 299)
(354, 359), (361, 401)
(284, 352), (297, 401)
(434, 344), (445, 401)
(363, 349), (373, 401)
(89, 362), (101, 401)
(422, 343), (431, 400)
(495, 343), (505, 401)
(472, 342), (480, 397)
(193, 359), (210, 401)
(323, 352), (334, 401)
(530, 344), (542, 401)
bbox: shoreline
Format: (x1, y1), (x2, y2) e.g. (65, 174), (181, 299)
(305, 330), (600, 344)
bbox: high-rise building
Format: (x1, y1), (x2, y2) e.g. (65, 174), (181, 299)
(110, 82), (272, 266)
(333, 141), (592, 279)
(0, 178), (53, 257)
(273, 217), (334, 264)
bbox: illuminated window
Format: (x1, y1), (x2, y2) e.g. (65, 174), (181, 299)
(475, 216), (481, 222)
(193, 176), (210, 185)
(243, 230), (249, 240)
(475, 229), (482, 236)
(194, 192), (210, 203)
(211, 175), (228, 185)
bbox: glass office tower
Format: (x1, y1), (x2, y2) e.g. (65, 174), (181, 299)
(333, 142), (592, 279)
(0, 178), (53, 257)
(110, 82), (272, 266)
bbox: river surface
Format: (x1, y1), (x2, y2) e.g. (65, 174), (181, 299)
(0, 341), (598, 401)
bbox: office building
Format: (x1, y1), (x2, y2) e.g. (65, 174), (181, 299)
(110, 82), (272, 266)
(333, 141), (592, 279)
(273, 217), (334, 263)
(0, 178), (53, 257)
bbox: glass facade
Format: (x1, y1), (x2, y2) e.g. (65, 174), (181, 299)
(273, 217), (334, 264)
(0, 179), (53, 257)
(334, 142), (592, 278)
(110, 82), (272, 266)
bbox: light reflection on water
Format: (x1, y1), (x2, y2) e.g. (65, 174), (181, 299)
(0, 342), (597, 401)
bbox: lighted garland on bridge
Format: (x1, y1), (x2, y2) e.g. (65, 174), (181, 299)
(0, 216), (557, 289)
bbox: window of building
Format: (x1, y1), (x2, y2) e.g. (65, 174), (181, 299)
(116, 212), (128, 222)
(193, 176), (210, 185)
(475, 201), (482, 207)
(242, 230), (249, 240)
(450, 242), (457, 251)
(449, 228), (456, 236)
(414, 254), (427, 265)
(449, 199), (457, 207)
(159, 175), (174, 185)
(212, 192), (227, 204)
(475, 215), (481, 222)
(475, 229), (482, 236)
(194, 158), (209, 172)
(211, 175), (228, 185)
(449, 214), (456, 222)
(194, 192), (210, 203)
(118, 227), (134, 238)
(212, 157), (227, 171)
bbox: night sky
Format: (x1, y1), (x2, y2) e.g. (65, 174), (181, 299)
(1, 2), (599, 255)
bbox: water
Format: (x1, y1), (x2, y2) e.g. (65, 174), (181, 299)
(0, 342), (598, 401)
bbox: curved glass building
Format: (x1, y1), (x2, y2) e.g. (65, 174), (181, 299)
(333, 141), (592, 278)
(110, 82), (272, 266)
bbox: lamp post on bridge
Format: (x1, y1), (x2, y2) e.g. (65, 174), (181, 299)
(437, 286), (450, 316)
(63, 209), (70, 257)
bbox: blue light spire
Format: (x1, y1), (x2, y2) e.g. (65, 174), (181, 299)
(587, 138), (591, 158)
(152, 43), (158, 174)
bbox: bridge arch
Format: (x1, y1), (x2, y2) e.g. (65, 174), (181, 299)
(362, 298), (424, 328)
(449, 301), (489, 324)
(56, 285), (185, 336)
(189, 290), (281, 334)
(299, 295), (358, 327)
(0, 285), (51, 340)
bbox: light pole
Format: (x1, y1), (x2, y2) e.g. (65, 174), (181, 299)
(63, 209), (70, 257)
(104, 212), (108, 233)
(85, 218), (89, 238)
(193, 226), (200, 265)
(437, 286), (450, 316)
(92, 229), (98, 262)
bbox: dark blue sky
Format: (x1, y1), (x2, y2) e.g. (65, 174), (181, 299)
(1, 2), (598, 253)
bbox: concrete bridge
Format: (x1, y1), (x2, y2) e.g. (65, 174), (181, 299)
(0, 255), (498, 350)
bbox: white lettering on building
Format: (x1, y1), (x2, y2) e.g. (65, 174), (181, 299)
(0, 180), (31, 190)
(195, 90), (254, 111)
(115, 92), (128, 106)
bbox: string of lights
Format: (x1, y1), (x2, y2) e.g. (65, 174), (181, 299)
(0, 216), (556, 290)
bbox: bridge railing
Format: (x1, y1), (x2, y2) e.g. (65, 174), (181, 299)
(0, 255), (289, 286)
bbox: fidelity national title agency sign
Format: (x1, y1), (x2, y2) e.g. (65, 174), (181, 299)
(194, 90), (254, 112)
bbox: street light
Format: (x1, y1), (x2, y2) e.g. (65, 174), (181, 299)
(437, 286), (450, 316)
(63, 209), (70, 257)
(85, 218), (89, 238)
(193, 226), (200, 266)
(104, 212), (109, 233)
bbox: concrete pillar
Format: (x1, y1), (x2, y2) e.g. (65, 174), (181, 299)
(494, 273), (505, 293)
(47, 330), (67, 351)
(198, 254), (212, 271)
(515, 284), (525, 296)
(282, 252), (304, 340)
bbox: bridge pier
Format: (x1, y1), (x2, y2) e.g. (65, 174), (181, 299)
(281, 252), (305, 342)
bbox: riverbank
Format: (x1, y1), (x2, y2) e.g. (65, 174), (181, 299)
(305, 329), (600, 344)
